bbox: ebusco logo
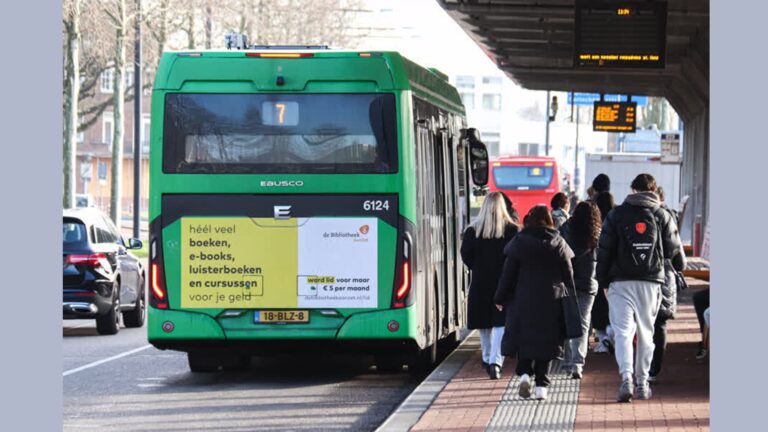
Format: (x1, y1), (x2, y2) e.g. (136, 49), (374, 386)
(260, 180), (305, 187)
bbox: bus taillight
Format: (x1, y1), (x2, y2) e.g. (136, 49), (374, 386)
(245, 53), (314, 58)
(150, 263), (168, 309)
(393, 234), (413, 309)
(395, 261), (410, 301)
(150, 239), (169, 309)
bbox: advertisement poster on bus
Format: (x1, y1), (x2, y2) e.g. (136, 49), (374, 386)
(180, 217), (378, 309)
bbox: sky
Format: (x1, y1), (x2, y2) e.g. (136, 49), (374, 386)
(352, 0), (503, 77)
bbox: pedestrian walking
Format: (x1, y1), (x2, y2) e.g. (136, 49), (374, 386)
(494, 205), (576, 400)
(592, 173), (610, 195)
(460, 192), (519, 379)
(501, 193), (521, 225)
(597, 173), (685, 402)
(590, 176), (616, 354)
(693, 288), (710, 360)
(649, 187), (686, 382)
(550, 192), (570, 229)
(559, 200), (602, 379)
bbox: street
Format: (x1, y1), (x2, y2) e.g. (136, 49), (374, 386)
(63, 319), (424, 431)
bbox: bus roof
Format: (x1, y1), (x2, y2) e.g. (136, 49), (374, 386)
(153, 50), (464, 114)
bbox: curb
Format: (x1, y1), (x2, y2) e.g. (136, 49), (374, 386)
(375, 331), (479, 432)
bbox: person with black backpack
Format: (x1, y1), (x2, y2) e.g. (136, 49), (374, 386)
(597, 174), (685, 403)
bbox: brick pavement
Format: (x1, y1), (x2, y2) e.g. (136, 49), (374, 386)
(407, 284), (710, 432)
(411, 351), (511, 431)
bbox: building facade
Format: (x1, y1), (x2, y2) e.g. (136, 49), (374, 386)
(74, 68), (151, 224)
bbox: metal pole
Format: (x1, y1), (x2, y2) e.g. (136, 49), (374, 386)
(545, 90), (551, 155)
(574, 104), (580, 194)
(132, 0), (142, 240)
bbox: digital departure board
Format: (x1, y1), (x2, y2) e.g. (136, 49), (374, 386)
(593, 101), (637, 132)
(575, 1), (667, 68)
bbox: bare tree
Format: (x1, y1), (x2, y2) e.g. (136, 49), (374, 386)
(103, 0), (130, 229)
(63, 0), (81, 208)
(65, 0), (365, 217)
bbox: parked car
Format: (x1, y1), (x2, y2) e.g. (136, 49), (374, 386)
(75, 194), (96, 208)
(63, 208), (146, 334)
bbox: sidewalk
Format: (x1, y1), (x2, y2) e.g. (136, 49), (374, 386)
(386, 279), (710, 432)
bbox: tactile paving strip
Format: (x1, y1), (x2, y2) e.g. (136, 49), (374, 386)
(487, 360), (580, 432)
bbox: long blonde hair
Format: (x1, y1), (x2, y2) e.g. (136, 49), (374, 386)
(470, 192), (515, 239)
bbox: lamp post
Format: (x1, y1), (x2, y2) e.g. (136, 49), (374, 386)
(132, 0), (142, 240)
(545, 92), (558, 155)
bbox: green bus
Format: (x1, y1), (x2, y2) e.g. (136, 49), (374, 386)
(147, 48), (489, 372)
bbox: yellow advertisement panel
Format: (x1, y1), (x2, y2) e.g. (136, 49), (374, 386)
(181, 218), (298, 308)
(180, 217), (378, 309)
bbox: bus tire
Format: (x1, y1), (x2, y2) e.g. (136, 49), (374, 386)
(375, 355), (404, 373)
(187, 352), (220, 373)
(222, 354), (251, 371)
(408, 343), (437, 372)
(409, 282), (439, 372)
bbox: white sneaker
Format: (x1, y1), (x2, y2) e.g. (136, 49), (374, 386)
(593, 343), (609, 354)
(533, 386), (548, 400)
(518, 374), (532, 399)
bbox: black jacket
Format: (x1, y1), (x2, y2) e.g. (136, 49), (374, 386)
(494, 227), (575, 360)
(560, 220), (598, 296)
(658, 204), (685, 319)
(596, 192), (685, 288)
(460, 224), (518, 329)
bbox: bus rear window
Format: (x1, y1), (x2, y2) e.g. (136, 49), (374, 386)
(492, 166), (554, 190)
(162, 93), (397, 174)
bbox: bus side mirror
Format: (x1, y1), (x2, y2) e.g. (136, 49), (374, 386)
(463, 128), (489, 187)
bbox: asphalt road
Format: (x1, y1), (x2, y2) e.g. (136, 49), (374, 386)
(63, 319), (427, 431)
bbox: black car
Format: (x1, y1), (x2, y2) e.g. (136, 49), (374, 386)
(63, 208), (146, 335)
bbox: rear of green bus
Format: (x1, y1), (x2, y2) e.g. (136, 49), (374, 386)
(147, 50), (427, 367)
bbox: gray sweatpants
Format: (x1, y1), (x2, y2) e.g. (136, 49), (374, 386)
(607, 280), (662, 384)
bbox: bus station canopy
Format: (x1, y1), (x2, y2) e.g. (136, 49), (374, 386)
(439, 0), (709, 121)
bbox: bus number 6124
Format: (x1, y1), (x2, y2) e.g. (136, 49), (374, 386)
(363, 200), (390, 211)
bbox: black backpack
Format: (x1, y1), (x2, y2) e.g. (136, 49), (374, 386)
(616, 206), (664, 278)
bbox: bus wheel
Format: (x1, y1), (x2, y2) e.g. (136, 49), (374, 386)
(408, 343), (437, 372)
(375, 355), (405, 373)
(409, 304), (439, 371)
(187, 352), (220, 373)
(222, 354), (251, 371)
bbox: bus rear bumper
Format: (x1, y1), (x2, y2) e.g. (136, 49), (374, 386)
(148, 305), (420, 354)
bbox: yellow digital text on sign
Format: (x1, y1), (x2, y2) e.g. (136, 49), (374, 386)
(181, 217), (298, 309)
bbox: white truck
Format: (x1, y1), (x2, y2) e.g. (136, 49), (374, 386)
(584, 152), (682, 207)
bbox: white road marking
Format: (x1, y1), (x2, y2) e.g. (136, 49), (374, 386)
(63, 321), (94, 330)
(63, 344), (152, 377)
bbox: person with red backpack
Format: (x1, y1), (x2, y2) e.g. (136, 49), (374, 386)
(596, 174), (685, 402)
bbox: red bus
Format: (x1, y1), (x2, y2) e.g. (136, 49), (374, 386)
(487, 156), (562, 217)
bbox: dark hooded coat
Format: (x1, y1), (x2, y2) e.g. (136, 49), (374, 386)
(461, 224), (518, 329)
(596, 191), (685, 288)
(494, 227), (576, 360)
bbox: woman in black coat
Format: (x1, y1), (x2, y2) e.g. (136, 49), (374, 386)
(559, 200), (602, 379)
(591, 188), (615, 353)
(494, 205), (576, 400)
(460, 192), (518, 380)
